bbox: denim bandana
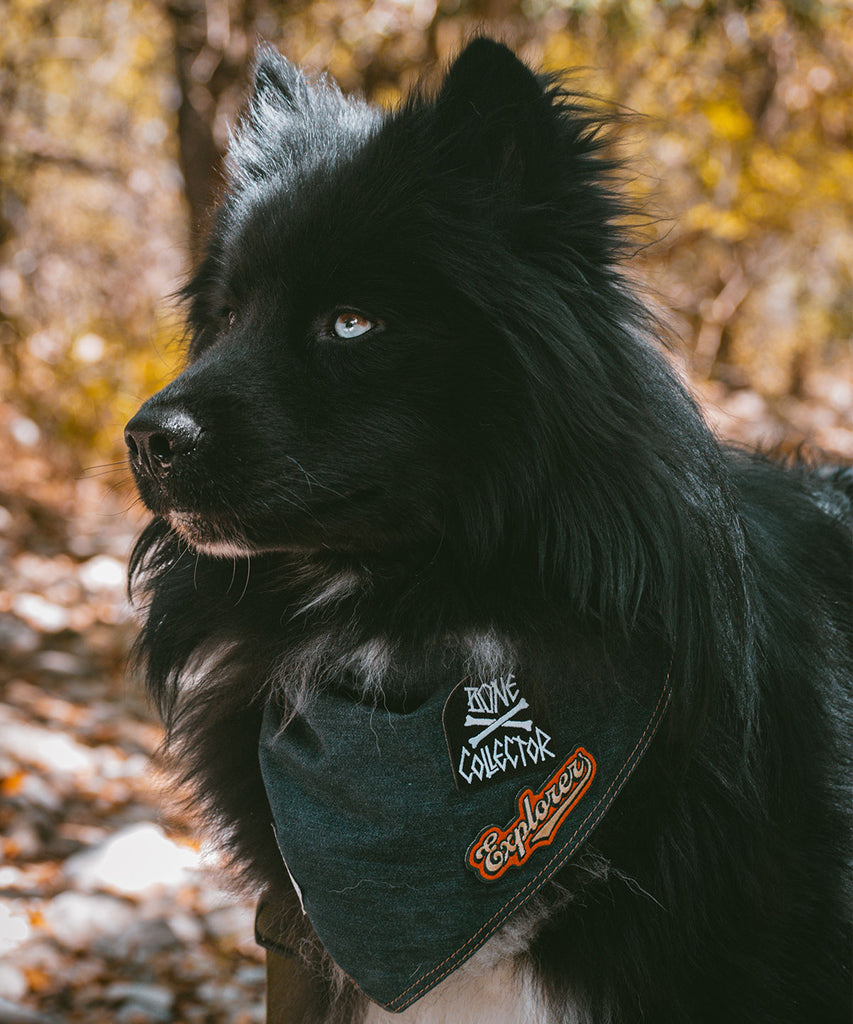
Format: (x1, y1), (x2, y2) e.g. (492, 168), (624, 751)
(256, 651), (672, 1013)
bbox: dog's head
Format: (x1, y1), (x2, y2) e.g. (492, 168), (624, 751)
(125, 39), (640, 563)
(127, 40), (758, 748)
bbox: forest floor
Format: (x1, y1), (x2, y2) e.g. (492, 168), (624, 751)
(0, 377), (850, 1024)
(0, 404), (265, 1024)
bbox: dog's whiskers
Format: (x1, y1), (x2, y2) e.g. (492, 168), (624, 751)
(235, 552), (252, 606)
(285, 455), (347, 499)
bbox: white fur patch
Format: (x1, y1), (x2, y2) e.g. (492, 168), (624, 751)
(346, 637), (394, 695)
(292, 570), (361, 616)
(458, 629), (514, 682)
(181, 640), (241, 693)
(269, 632), (396, 713)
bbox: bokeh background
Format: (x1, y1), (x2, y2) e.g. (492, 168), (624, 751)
(0, 1), (851, 1022)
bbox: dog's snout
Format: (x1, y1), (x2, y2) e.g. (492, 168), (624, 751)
(125, 406), (202, 477)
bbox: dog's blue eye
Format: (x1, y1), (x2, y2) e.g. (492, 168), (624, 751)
(333, 312), (374, 339)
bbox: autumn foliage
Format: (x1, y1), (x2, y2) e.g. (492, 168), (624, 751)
(0, 0), (851, 469)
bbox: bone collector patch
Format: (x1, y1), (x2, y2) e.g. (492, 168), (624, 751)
(442, 673), (556, 790)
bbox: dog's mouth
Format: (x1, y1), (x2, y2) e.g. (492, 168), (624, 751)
(163, 486), (385, 558)
(165, 510), (255, 556)
(165, 508), (298, 557)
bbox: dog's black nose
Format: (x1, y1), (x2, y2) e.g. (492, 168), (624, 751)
(125, 406), (202, 477)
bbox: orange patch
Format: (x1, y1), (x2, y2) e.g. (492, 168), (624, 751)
(467, 747), (596, 881)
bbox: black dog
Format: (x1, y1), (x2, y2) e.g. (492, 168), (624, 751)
(126, 40), (851, 1023)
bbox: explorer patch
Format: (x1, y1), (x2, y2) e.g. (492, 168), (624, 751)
(442, 673), (555, 790)
(467, 747), (597, 881)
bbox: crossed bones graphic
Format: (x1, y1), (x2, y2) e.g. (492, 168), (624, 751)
(464, 698), (533, 748)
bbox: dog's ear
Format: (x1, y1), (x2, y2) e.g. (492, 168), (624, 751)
(228, 45), (315, 185)
(435, 38), (556, 196)
(248, 44), (311, 115)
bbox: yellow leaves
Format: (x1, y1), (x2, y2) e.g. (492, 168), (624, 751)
(541, 34), (592, 77)
(698, 155), (726, 190)
(23, 966), (52, 994)
(1, 771), (27, 796)
(819, 152), (853, 202)
(132, 33), (156, 66)
(755, 0), (789, 37)
(703, 99), (753, 143)
(748, 146), (803, 197)
(27, 907), (47, 932)
(740, 190), (774, 223)
(685, 203), (750, 243)
(373, 83), (403, 109)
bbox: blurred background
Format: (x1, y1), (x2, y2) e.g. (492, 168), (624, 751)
(0, 1), (850, 1021)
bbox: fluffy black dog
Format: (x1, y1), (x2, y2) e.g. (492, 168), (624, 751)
(126, 39), (851, 1023)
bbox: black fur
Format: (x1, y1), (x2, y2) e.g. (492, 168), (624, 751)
(127, 40), (851, 1023)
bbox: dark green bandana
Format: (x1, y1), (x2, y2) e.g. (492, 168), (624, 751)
(257, 653), (672, 1012)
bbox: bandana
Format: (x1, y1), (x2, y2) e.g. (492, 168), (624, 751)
(256, 647), (672, 1013)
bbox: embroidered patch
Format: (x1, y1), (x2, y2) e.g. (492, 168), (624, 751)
(466, 747), (596, 881)
(442, 673), (555, 790)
